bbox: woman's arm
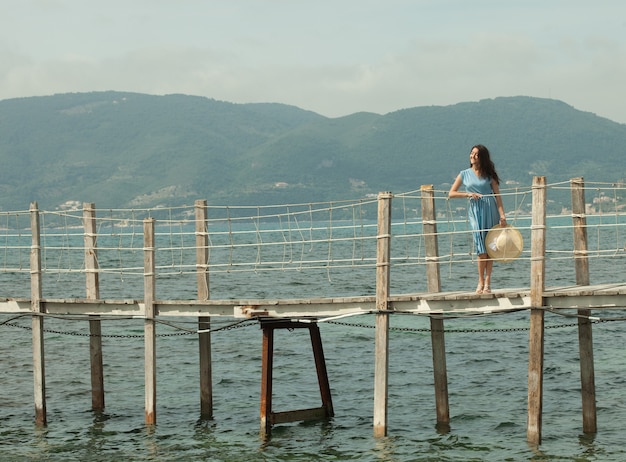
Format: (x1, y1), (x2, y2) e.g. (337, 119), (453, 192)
(492, 179), (507, 225)
(449, 174), (474, 199)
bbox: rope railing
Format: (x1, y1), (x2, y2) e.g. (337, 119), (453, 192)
(1, 180), (625, 300)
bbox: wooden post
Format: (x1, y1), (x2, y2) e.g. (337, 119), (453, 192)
(421, 184), (449, 430)
(30, 202), (47, 426)
(83, 203), (105, 411)
(310, 323), (334, 419)
(143, 218), (157, 425)
(528, 176), (547, 445)
(260, 322), (274, 436)
(571, 177), (597, 433)
(373, 191), (392, 437)
(195, 200), (213, 419)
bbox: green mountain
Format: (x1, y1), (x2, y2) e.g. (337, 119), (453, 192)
(1, 91), (624, 212)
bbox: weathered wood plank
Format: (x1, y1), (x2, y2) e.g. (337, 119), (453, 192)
(84, 203), (105, 412)
(271, 407), (329, 425)
(143, 218), (157, 425)
(571, 178), (596, 434)
(2, 284), (626, 318)
(30, 202), (46, 426)
(528, 176), (547, 446)
(196, 200), (213, 420)
(310, 323), (334, 419)
(373, 192), (392, 438)
(422, 184), (449, 429)
(260, 322), (274, 436)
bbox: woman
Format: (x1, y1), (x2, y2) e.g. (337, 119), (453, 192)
(449, 144), (506, 293)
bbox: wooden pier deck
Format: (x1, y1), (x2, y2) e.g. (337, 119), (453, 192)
(3, 283), (626, 318)
(1, 176), (626, 445)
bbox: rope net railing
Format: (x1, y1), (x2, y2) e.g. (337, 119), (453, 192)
(1, 180), (625, 301)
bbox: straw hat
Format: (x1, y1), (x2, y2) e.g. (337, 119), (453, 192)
(485, 224), (524, 262)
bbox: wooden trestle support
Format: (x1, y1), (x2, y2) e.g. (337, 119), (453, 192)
(259, 319), (334, 436)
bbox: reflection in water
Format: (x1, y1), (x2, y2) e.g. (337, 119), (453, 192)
(86, 411), (111, 453)
(31, 424), (50, 457)
(143, 424), (157, 460)
(373, 435), (398, 461)
(578, 431), (598, 459)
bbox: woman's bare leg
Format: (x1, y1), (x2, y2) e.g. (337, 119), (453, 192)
(477, 253), (488, 292)
(484, 258), (494, 292)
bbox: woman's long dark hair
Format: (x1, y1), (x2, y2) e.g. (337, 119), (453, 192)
(471, 144), (500, 184)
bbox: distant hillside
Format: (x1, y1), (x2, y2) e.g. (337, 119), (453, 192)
(1, 92), (625, 212)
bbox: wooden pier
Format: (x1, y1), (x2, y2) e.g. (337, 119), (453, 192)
(1, 176), (626, 445)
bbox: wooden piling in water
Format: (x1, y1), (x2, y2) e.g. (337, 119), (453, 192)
(421, 184), (449, 431)
(29, 202), (46, 426)
(260, 320), (275, 436)
(373, 192), (392, 437)
(143, 218), (157, 425)
(195, 200), (213, 419)
(527, 176), (547, 445)
(571, 177), (597, 433)
(83, 203), (105, 412)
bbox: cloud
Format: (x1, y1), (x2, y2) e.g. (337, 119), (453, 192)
(0, 1), (625, 124)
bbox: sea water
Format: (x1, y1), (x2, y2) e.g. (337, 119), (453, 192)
(1, 216), (626, 461)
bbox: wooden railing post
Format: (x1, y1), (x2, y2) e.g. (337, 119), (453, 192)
(83, 202), (105, 411)
(373, 191), (392, 437)
(421, 184), (449, 431)
(195, 200), (213, 419)
(30, 202), (47, 426)
(143, 218), (157, 425)
(571, 177), (597, 433)
(528, 176), (547, 445)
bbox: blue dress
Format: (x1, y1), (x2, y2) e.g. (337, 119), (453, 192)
(460, 168), (500, 255)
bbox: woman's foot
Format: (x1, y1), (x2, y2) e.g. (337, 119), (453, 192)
(483, 277), (491, 294)
(476, 283), (483, 294)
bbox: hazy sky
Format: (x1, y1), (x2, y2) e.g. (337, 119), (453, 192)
(1, 0), (625, 123)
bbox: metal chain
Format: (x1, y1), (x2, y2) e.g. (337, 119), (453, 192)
(2, 317), (613, 337)
(3, 319), (256, 338)
(326, 319), (611, 333)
